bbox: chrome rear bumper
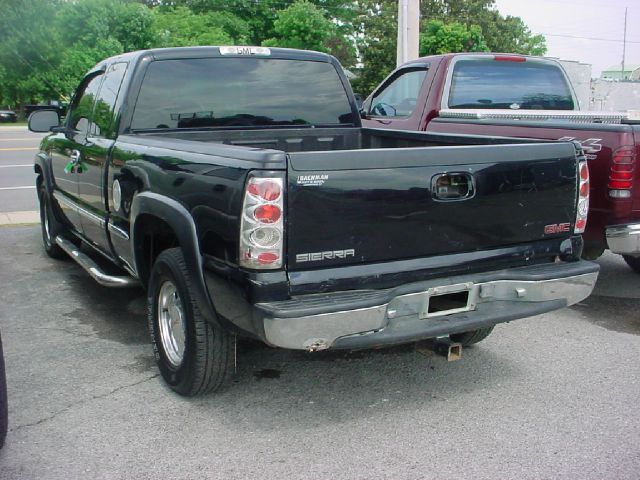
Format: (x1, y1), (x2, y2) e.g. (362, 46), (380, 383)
(257, 261), (599, 351)
(606, 223), (640, 256)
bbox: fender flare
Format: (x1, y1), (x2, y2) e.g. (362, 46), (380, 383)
(130, 192), (219, 327)
(34, 152), (54, 194)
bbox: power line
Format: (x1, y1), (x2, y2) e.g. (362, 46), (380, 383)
(537, 32), (640, 44)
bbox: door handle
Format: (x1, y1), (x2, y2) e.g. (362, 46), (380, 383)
(70, 150), (81, 164)
(64, 150), (82, 174)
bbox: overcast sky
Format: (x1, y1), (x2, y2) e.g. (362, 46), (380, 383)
(494, 0), (640, 77)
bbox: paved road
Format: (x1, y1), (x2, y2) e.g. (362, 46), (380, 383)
(0, 127), (44, 213)
(0, 226), (638, 479)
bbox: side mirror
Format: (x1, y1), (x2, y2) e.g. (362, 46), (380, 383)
(28, 110), (60, 133)
(354, 93), (369, 116)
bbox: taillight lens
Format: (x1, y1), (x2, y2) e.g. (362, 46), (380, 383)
(239, 174), (284, 269)
(575, 160), (589, 234)
(609, 146), (635, 197)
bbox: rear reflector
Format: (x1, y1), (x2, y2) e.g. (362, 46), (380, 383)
(575, 161), (589, 234)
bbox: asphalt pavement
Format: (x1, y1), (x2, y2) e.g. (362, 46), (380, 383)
(0, 226), (638, 479)
(0, 126), (43, 215)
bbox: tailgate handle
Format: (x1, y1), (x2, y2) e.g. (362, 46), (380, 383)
(431, 173), (475, 201)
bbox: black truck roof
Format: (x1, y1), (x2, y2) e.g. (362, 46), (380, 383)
(96, 46), (336, 71)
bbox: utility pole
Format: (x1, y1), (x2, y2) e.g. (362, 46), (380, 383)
(397, 0), (420, 67)
(622, 7), (628, 79)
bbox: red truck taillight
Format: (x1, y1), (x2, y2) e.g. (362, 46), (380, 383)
(608, 146), (635, 198)
(239, 173), (284, 269)
(575, 160), (589, 234)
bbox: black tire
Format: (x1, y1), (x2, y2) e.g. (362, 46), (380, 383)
(0, 331), (7, 449)
(450, 326), (495, 346)
(622, 255), (640, 273)
(37, 182), (66, 259)
(148, 248), (234, 396)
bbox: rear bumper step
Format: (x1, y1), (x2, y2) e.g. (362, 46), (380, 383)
(256, 260), (599, 351)
(606, 223), (640, 255)
(55, 236), (138, 288)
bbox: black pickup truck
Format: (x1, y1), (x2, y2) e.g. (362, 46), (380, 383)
(29, 46), (598, 396)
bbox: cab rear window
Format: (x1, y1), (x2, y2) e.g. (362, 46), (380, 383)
(448, 59), (575, 110)
(131, 58), (354, 130)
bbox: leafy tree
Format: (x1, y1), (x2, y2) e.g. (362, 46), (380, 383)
(154, 6), (234, 46)
(262, 1), (336, 53)
(43, 38), (124, 99)
(350, 0), (397, 96)
(419, 20), (488, 56)
(420, 0), (546, 55)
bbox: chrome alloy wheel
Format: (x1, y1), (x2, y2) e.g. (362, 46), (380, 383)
(158, 281), (186, 368)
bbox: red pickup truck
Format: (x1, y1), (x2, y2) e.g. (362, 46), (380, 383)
(362, 53), (640, 271)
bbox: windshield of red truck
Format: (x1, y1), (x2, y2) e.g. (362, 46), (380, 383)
(448, 59), (575, 110)
(130, 58), (355, 130)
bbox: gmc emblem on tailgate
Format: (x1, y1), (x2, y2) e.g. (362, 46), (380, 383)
(544, 223), (571, 235)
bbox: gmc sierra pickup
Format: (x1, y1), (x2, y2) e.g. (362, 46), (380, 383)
(29, 47), (598, 396)
(362, 52), (640, 271)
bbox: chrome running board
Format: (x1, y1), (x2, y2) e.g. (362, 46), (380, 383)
(55, 235), (138, 288)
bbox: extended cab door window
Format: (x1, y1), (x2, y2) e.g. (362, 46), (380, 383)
(68, 74), (104, 136)
(369, 68), (427, 118)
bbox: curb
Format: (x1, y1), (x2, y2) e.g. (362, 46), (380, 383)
(0, 211), (40, 226)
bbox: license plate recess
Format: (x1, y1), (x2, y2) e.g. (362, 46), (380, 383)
(419, 282), (477, 319)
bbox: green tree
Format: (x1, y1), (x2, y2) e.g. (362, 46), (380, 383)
(350, 0), (397, 96)
(0, 0), (63, 106)
(154, 6), (235, 47)
(262, 1), (336, 53)
(419, 20), (488, 56)
(420, 0), (546, 55)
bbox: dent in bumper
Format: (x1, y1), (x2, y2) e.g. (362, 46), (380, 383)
(606, 223), (640, 255)
(259, 265), (599, 351)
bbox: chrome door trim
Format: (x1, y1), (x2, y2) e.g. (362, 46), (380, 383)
(53, 190), (106, 228)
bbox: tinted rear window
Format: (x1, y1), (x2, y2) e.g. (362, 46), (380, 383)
(131, 58), (354, 129)
(448, 59), (575, 110)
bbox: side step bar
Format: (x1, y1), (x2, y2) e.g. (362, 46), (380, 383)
(55, 236), (138, 288)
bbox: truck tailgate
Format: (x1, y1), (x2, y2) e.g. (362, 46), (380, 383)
(286, 142), (579, 269)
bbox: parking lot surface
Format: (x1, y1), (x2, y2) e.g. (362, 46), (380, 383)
(0, 226), (638, 479)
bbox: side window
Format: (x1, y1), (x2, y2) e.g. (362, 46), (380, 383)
(92, 62), (128, 138)
(69, 74), (103, 134)
(369, 69), (427, 117)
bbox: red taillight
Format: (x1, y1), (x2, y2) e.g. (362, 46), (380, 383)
(608, 179), (633, 189)
(579, 181), (589, 197)
(247, 180), (281, 201)
(257, 252), (279, 264)
(609, 146), (635, 197)
(575, 160), (589, 234)
(254, 204), (281, 223)
(239, 174), (284, 270)
(493, 55), (526, 62)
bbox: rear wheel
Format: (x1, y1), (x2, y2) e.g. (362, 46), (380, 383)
(450, 326), (495, 346)
(622, 255), (640, 273)
(148, 248), (234, 396)
(37, 182), (66, 259)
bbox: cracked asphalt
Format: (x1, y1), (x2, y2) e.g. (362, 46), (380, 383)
(0, 226), (639, 480)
